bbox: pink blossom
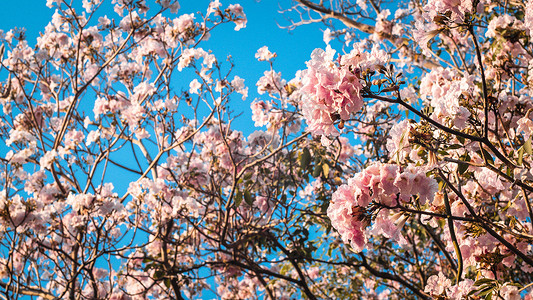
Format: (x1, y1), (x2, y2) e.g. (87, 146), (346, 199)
(207, 0), (221, 16)
(423, 0), (474, 23)
(189, 79), (202, 94)
(231, 75), (248, 100)
(6, 129), (36, 147)
(119, 12), (141, 31)
(337, 136), (356, 163)
(369, 209), (407, 245)
(374, 9), (392, 37)
(98, 16), (111, 27)
(526, 1), (533, 40)
(446, 279), (474, 299)
(486, 15), (522, 39)
(67, 193), (95, 212)
(64, 130), (84, 149)
(228, 4), (246, 31)
(500, 285), (521, 300)
(135, 128), (150, 140)
(255, 46), (276, 61)
(248, 130), (279, 149)
(250, 100), (271, 127)
(322, 28), (333, 44)
(132, 82), (155, 101)
(400, 86), (418, 104)
(257, 70), (286, 95)
(254, 196), (272, 215)
(517, 116), (533, 141)
(327, 183), (367, 252)
(424, 272), (451, 296)
(301, 46), (364, 139)
(328, 163), (438, 252)
(177, 48), (215, 71)
(379, 164), (400, 195)
(160, 0), (180, 13)
(420, 67), (472, 129)
(474, 167), (505, 193)
(86, 130), (100, 146)
(173, 13), (195, 36)
(386, 120), (412, 163)
(40, 149), (58, 170)
(7, 195), (28, 226)
(412, 20), (439, 56)
(121, 101), (146, 127)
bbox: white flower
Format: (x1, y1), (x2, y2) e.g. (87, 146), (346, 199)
(255, 46), (276, 61)
(189, 79), (202, 94)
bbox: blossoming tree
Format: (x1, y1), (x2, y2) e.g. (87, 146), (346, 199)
(0, 0), (532, 299)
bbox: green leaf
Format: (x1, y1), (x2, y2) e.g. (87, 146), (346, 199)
(300, 147), (312, 169)
(243, 172), (253, 181)
(322, 163), (330, 178)
(506, 166), (512, 177)
(474, 278), (496, 286)
(458, 153), (470, 175)
(144, 263), (155, 272)
(502, 200), (512, 212)
(480, 148), (494, 165)
(448, 144), (462, 150)
(458, 162), (469, 175)
(313, 163), (323, 177)
(235, 190), (243, 208)
(477, 286), (495, 297)
(438, 180), (445, 191)
(244, 190), (253, 206)
(486, 292), (493, 300)
(153, 270), (164, 280)
(524, 137), (532, 155)
(518, 147), (524, 166)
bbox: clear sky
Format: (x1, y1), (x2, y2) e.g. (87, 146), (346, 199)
(0, 0), (328, 135)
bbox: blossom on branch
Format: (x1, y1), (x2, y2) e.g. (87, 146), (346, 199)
(327, 163), (437, 252)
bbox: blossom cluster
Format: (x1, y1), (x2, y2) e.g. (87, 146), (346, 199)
(300, 45), (389, 144)
(422, 0), (476, 24)
(300, 47), (364, 142)
(327, 163), (438, 252)
(419, 67), (474, 129)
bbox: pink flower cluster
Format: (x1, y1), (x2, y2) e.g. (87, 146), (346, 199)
(255, 46), (276, 61)
(327, 163), (437, 252)
(526, 1), (533, 40)
(423, 0), (475, 23)
(300, 47), (363, 141)
(420, 67), (473, 129)
(228, 4), (246, 31)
